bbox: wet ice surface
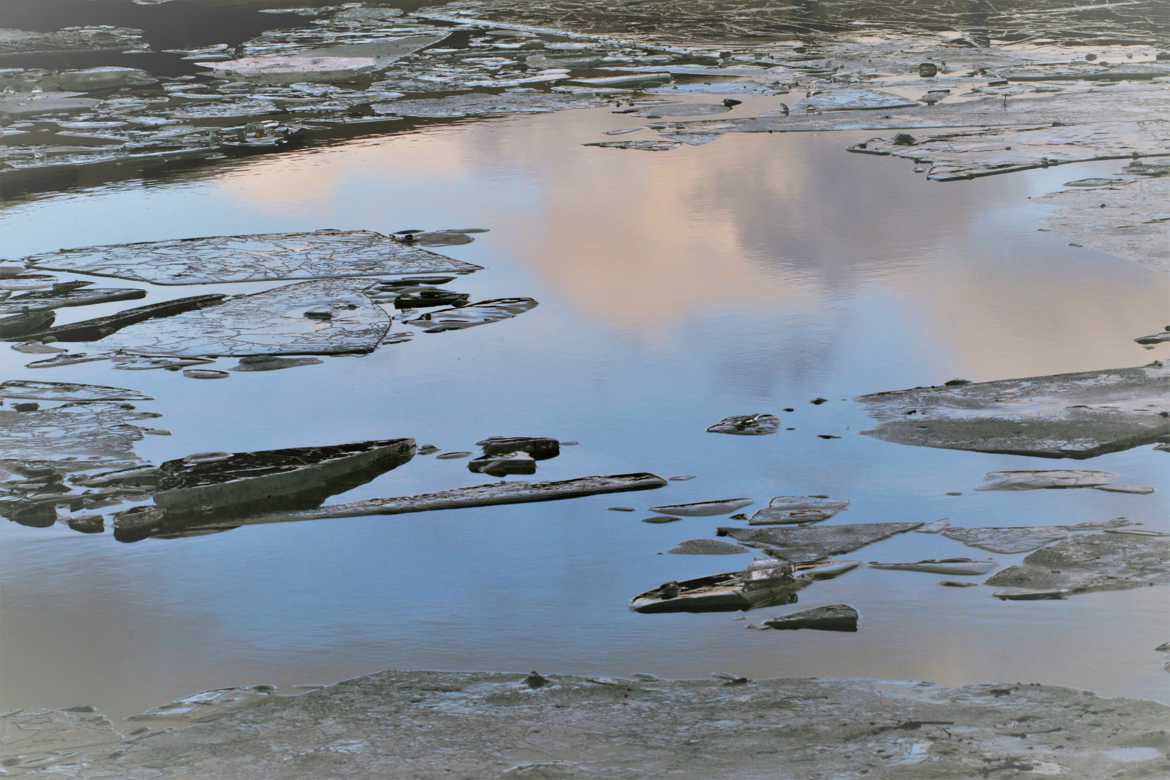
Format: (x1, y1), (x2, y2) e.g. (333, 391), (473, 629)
(0, 103), (1167, 722)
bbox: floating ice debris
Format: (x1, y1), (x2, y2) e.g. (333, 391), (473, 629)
(567, 73), (671, 88)
(997, 63), (1170, 82)
(99, 280), (391, 357)
(198, 33), (451, 84)
(631, 564), (796, 613)
(852, 122), (1170, 183)
(707, 413), (780, 436)
(1094, 484), (1155, 495)
(373, 91), (602, 119)
(113, 355), (214, 371)
(1063, 178), (1120, 188)
(1104, 527), (1169, 538)
(168, 473), (668, 530)
(978, 470), (1118, 491)
(992, 589), (1070, 601)
(986, 533), (1170, 596)
(26, 230), (480, 286)
(647, 80), (782, 96)
(463, 437), (559, 472)
(1135, 329), (1170, 345)
(718, 523), (923, 563)
(68, 515), (104, 533)
(371, 275), (457, 288)
(221, 124), (307, 155)
(232, 356), (323, 372)
(0, 397), (158, 522)
(631, 102), (731, 118)
(11, 342), (66, 355)
(468, 451), (537, 477)
(477, 436), (560, 460)
(102, 439), (416, 540)
(182, 369), (229, 380)
(54, 67), (157, 92)
(25, 351), (108, 369)
(0, 309), (55, 339)
(868, 558), (997, 576)
(0, 91), (99, 117)
(585, 139), (681, 152)
(762, 604), (859, 632)
(203, 56), (364, 84)
(939, 519), (1131, 554)
(0, 269), (62, 287)
(25, 295), (227, 342)
(0, 286), (145, 317)
(802, 89), (916, 112)
(436, 451), (472, 460)
(385, 286), (470, 309)
(0, 380), (150, 403)
(409, 229), (488, 248)
(668, 539), (750, 555)
(406, 298), (537, 333)
(859, 363), (1170, 459)
(1042, 175), (1170, 272)
(630, 559), (856, 613)
(643, 516), (679, 524)
(650, 498), (753, 517)
(748, 497), (848, 525)
(0, 25), (149, 57)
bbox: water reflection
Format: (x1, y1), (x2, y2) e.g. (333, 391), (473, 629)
(0, 104), (1166, 722)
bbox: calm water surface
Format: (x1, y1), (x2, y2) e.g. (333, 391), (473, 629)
(0, 103), (1167, 720)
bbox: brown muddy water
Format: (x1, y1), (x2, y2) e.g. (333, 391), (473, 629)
(0, 67), (1168, 722)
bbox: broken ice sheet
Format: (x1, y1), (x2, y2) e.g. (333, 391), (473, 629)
(406, 298), (537, 333)
(938, 519), (1132, 554)
(707, 413), (780, 435)
(978, 470), (1118, 491)
(650, 498), (753, 517)
(231, 356), (323, 372)
(106, 438), (418, 541)
(985, 533), (1170, 596)
(130, 473), (669, 535)
(198, 32), (451, 85)
(100, 280), (391, 358)
(718, 522), (924, 563)
(1041, 174), (1170, 273)
(851, 120), (1170, 182)
(0, 380), (150, 403)
(859, 363), (1170, 459)
(0, 286), (145, 317)
(748, 496), (849, 525)
(801, 89), (917, 112)
(25, 230), (481, 286)
(0, 26), (150, 57)
(0, 398), (158, 521)
(668, 539), (750, 555)
(372, 90), (604, 119)
(630, 102), (731, 118)
(585, 139), (681, 152)
(645, 80), (784, 96)
(29, 295), (227, 343)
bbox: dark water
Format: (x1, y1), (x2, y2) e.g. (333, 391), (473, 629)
(0, 100), (1167, 720)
